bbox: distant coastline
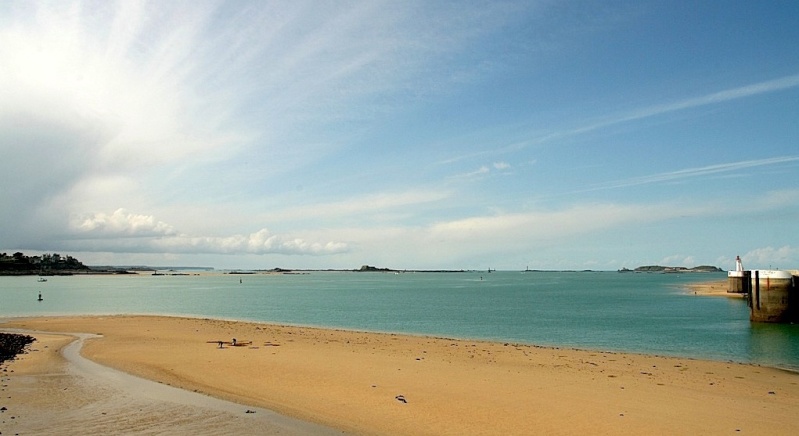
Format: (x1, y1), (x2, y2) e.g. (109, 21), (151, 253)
(618, 265), (722, 273)
(1, 251), (726, 276)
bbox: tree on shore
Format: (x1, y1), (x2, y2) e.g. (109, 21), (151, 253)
(0, 252), (88, 274)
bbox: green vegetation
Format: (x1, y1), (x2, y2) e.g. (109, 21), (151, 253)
(0, 252), (88, 275)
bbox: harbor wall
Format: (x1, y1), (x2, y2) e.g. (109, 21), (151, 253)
(748, 270), (798, 323)
(727, 271), (750, 294)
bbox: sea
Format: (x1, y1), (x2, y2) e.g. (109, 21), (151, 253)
(2, 270), (799, 370)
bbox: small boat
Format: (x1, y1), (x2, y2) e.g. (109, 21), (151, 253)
(37, 277), (47, 282)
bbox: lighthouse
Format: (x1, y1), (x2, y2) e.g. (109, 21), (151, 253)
(727, 256), (747, 294)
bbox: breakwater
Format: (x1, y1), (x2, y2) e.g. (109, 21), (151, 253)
(746, 270), (798, 323)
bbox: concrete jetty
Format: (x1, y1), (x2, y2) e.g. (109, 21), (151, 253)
(727, 256), (798, 323)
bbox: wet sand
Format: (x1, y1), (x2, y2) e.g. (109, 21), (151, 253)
(3, 315), (799, 435)
(0, 329), (342, 435)
(685, 279), (746, 298)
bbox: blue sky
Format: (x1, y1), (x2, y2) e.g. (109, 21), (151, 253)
(2, 1), (798, 271)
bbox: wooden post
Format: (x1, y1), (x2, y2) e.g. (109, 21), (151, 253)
(744, 270), (752, 308)
(754, 270), (760, 311)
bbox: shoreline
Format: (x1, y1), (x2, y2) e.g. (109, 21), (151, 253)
(683, 279), (746, 298)
(3, 315), (798, 435)
(0, 328), (341, 435)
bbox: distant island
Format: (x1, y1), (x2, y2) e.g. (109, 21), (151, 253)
(618, 265), (723, 273)
(355, 265), (467, 273)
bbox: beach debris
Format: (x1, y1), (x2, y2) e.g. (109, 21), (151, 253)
(206, 340), (252, 348)
(395, 395), (407, 403)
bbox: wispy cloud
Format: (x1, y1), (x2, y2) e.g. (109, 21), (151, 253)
(449, 165), (491, 180)
(439, 74), (799, 169)
(260, 189), (451, 224)
(448, 161), (513, 181)
(427, 202), (698, 243)
(536, 73), (799, 144)
(612, 74), (799, 125)
(319, 200), (719, 268)
(586, 156), (799, 192)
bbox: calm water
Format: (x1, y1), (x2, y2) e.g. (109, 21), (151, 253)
(2, 271), (798, 369)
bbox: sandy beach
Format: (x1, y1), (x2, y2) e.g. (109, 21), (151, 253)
(685, 279), (747, 298)
(0, 328), (341, 436)
(2, 315), (798, 435)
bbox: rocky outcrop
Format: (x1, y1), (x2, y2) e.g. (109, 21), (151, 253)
(0, 333), (35, 364)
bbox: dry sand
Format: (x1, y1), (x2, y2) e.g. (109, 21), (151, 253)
(2, 315), (798, 435)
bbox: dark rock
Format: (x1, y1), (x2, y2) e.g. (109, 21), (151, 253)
(0, 334), (36, 364)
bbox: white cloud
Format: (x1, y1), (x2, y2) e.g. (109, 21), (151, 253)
(742, 246), (797, 270)
(72, 209), (176, 238)
(65, 209), (348, 256)
(493, 161), (511, 170)
(657, 255), (696, 267)
(152, 229), (349, 256)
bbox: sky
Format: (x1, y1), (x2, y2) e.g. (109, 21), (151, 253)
(1, 1), (798, 271)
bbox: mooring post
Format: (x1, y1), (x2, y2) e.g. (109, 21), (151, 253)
(754, 270), (760, 311)
(744, 270), (752, 308)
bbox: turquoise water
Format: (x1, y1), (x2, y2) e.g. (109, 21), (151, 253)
(2, 271), (798, 369)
